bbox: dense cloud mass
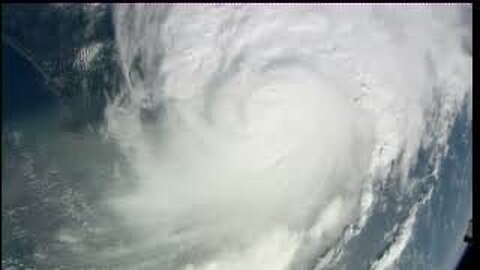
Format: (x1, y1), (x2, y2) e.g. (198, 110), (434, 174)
(97, 4), (471, 270)
(2, 4), (470, 270)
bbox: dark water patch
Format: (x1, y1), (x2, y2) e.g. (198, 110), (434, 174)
(2, 42), (59, 122)
(3, 4), (121, 133)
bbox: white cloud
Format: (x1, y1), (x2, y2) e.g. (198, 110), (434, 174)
(98, 4), (472, 269)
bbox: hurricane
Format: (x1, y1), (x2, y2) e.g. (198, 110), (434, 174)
(2, 4), (472, 270)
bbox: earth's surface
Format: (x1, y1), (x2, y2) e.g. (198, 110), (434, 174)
(2, 4), (472, 270)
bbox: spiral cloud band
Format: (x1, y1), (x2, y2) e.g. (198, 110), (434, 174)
(100, 4), (471, 270)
